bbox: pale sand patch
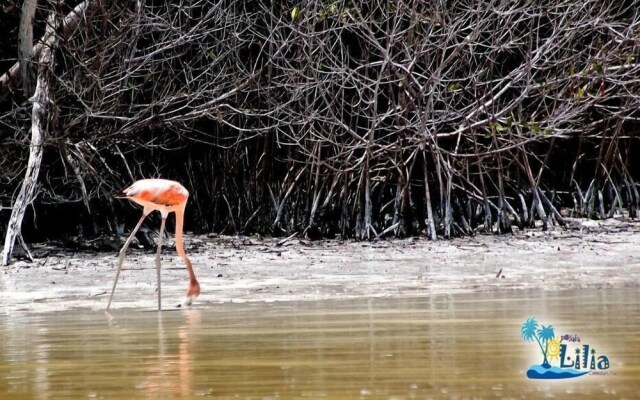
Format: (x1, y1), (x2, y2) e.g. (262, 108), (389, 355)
(1, 218), (639, 313)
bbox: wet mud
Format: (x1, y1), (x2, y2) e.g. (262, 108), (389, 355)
(1, 218), (639, 313)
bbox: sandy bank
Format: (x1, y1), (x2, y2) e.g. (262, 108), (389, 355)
(1, 218), (639, 313)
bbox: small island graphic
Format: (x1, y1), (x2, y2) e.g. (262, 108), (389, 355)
(521, 317), (589, 379)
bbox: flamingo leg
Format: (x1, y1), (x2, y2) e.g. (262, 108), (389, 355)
(107, 211), (148, 312)
(156, 216), (167, 311)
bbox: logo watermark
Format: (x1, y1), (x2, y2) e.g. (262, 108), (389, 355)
(520, 317), (611, 379)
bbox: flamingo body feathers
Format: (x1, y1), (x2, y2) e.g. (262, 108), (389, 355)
(122, 179), (189, 211)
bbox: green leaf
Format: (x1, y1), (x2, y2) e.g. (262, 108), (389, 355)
(529, 121), (541, 133)
(291, 6), (300, 21)
(590, 60), (604, 74)
(576, 87), (584, 98)
(490, 121), (506, 134)
(447, 83), (461, 92)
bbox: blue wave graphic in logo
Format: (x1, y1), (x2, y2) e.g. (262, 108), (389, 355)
(526, 365), (589, 380)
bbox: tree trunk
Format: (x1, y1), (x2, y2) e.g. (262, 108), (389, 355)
(18, 0), (38, 97)
(422, 149), (437, 240)
(1, 13), (56, 266)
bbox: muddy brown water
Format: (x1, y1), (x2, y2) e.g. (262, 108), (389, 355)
(0, 288), (638, 399)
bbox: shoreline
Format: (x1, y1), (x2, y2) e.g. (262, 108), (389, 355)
(1, 217), (639, 313)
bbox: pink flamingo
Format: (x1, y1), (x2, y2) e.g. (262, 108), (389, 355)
(107, 179), (200, 311)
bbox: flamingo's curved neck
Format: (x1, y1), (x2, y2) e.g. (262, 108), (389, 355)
(175, 207), (198, 284)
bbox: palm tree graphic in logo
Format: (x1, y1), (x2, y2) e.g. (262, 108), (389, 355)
(521, 318), (555, 368)
(521, 317), (589, 379)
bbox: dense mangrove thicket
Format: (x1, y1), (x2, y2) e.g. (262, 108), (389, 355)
(1, 0), (639, 246)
